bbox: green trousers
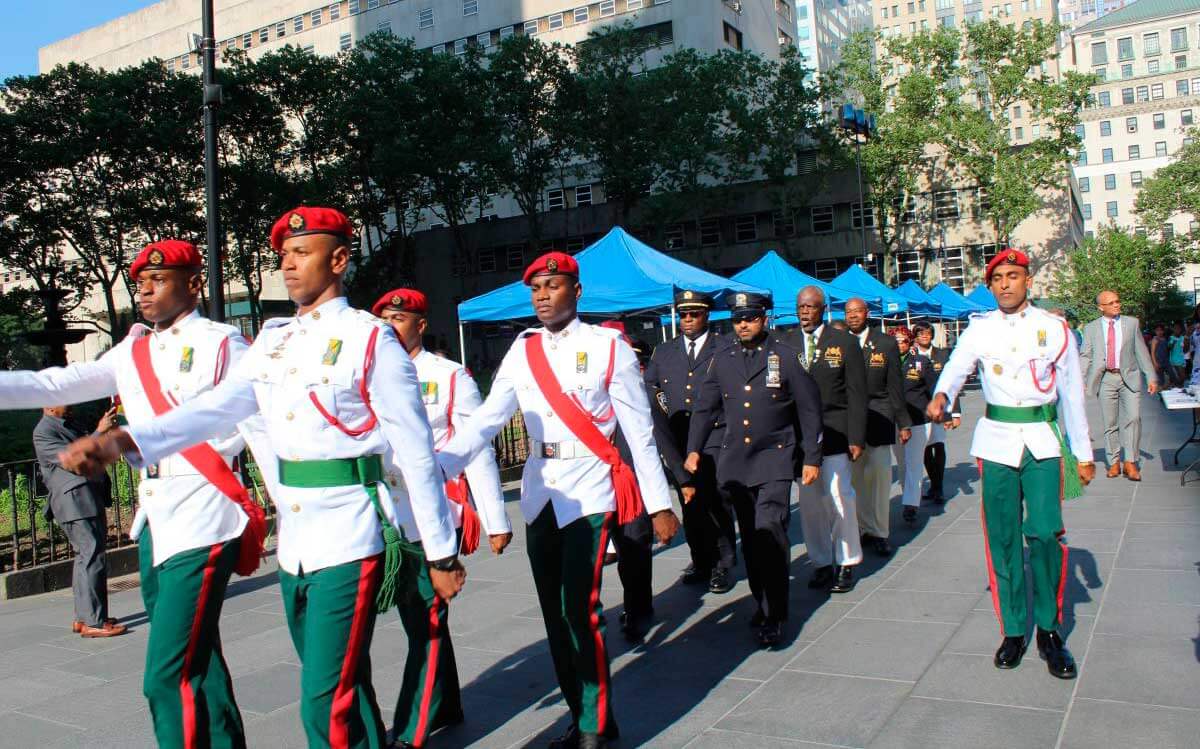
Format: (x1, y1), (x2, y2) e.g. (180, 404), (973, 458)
(139, 529), (246, 749)
(279, 555), (387, 749)
(980, 451), (1069, 637)
(526, 508), (618, 738)
(392, 541), (463, 747)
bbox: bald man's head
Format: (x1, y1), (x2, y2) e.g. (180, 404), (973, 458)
(844, 297), (869, 333)
(798, 286), (826, 331)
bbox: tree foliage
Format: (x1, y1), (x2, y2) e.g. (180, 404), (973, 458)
(1051, 226), (1185, 323)
(1134, 128), (1200, 261)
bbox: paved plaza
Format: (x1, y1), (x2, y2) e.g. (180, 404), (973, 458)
(0, 393), (1197, 748)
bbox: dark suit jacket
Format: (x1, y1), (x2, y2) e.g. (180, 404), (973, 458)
(857, 329), (912, 446)
(786, 325), (868, 456)
(900, 353), (938, 425)
(32, 415), (110, 523)
(687, 336), (823, 486)
(917, 345), (960, 415)
(645, 332), (727, 484)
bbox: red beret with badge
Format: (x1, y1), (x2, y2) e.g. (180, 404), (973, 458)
(270, 206), (354, 251)
(985, 247), (1030, 283)
(371, 287), (428, 317)
(130, 239), (203, 280)
(522, 251), (579, 285)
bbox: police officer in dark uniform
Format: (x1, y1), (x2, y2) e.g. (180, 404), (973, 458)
(645, 290), (737, 593)
(684, 292), (823, 647)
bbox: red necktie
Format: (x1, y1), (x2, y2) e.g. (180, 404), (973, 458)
(1106, 319), (1116, 369)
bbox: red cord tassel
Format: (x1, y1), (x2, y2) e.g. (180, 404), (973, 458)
(611, 462), (645, 525)
(234, 500), (267, 576)
(445, 476), (481, 555)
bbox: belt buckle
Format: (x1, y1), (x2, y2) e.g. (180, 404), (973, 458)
(540, 441), (559, 459)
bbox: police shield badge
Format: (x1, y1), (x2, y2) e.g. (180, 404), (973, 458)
(766, 352), (781, 388)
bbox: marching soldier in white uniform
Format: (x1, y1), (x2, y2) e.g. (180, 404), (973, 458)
(0, 240), (264, 748)
(436, 251), (681, 749)
(372, 286), (512, 748)
(929, 249), (1094, 680)
(59, 208), (466, 749)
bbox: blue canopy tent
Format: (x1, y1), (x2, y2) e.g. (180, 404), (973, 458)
(966, 284), (999, 310)
(456, 227), (767, 351)
(928, 282), (990, 319)
(830, 265), (910, 316)
(894, 279), (944, 317)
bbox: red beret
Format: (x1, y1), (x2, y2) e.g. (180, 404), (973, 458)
(371, 288), (428, 317)
(889, 325), (913, 341)
(523, 251), (579, 285)
(130, 240), (203, 279)
(985, 248), (1030, 283)
(270, 206), (353, 251)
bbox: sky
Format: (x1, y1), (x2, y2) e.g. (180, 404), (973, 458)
(1, 1), (159, 80)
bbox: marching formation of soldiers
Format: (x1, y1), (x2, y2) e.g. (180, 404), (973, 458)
(0, 206), (1100, 749)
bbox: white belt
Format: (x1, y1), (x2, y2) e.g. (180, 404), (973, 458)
(530, 438), (596, 460)
(142, 454), (235, 480)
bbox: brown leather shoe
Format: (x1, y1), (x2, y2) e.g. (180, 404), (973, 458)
(72, 618), (118, 634)
(1106, 462), (1122, 478)
(1123, 462), (1141, 481)
(80, 621), (128, 638)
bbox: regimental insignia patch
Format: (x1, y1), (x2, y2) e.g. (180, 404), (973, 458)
(420, 381), (438, 405)
(824, 345), (842, 367)
(392, 294), (403, 307)
(906, 368), (920, 380)
(576, 351), (588, 374)
(179, 346), (194, 373)
(869, 351), (886, 368)
(147, 249), (164, 265)
(1037, 329), (1047, 347)
(547, 258), (559, 273)
(288, 212), (305, 231)
(322, 339), (343, 366)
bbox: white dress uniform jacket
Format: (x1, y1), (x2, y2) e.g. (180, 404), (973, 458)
(393, 348), (510, 539)
(125, 298), (458, 572)
(933, 307), (1093, 468)
(0, 311), (251, 565)
(438, 318), (672, 527)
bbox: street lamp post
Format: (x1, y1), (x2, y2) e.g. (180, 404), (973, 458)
(201, 0), (226, 322)
(838, 104), (876, 268)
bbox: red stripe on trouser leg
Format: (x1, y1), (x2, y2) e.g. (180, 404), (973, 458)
(1056, 534), (1069, 625)
(180, 543), (223, 749)
(329, 556), (380, 749)
(588, 514), (612, 736)
(411, 597), (443, 746)
(977, 460), (1005, 631)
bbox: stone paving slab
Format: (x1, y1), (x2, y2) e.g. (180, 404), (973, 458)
(0, 392), (1195, 748)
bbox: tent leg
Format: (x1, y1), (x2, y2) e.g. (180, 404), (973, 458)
(906, 312), (911, 327)
(661, 325), (668, 343)
(671, 304), (677, 338)
(458, 322), (466, 366)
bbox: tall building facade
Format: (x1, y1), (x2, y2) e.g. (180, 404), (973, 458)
(1059, 0), (1134, 32)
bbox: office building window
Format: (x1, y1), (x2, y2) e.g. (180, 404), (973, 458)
(1154, 112), (1166, 129)
(182, 54), (191, 69)
(574, 184), (592, 207)
(1100, 120), (1112, 136)
(1145, 32), (1160, 55)
(524, 20), (539, 35)
(1163, 224), (1175, 240)
(1129, 144), (1141, 159)
(367, 0), (380, 8)
(664, 224), (686, 249)
(506, 246), (525, 270)
(600, 0), (616, 16)
(1015, 126), (1024, 139)
(340, 33), (352, 50)
(1118, 36), (1134, 61)
(734, 215), (758, 242)
(700, 219), (722, 245)
(1149, 59), (1160, 74)
(723, 21), (743, 49)
(547, 188), (565, 210)
(477, 248), (497, 273)
(895, 251), (921, 282)
(453, 38), (467, 55)
(548, 13), (564, 30)
(772, 211), (795, 237)
(1082, 203), (1092, 220)
(259, 28), (269, 44)
(1106, 201), (1118, 218)
(1099, 91), (1111, 107)
(851, 202), (876, 229)
(574, 7), (589, 23)
(463, 0), (478, 16)
(1193, 77), (1200, 94)
(1079, 176), (1090, 192)
(499, 25), (515, 39)
(1156, 141), (1168, 156)
(627, 0), (644, 8)
(1131, 170), (1143, 186)
(349, 0), (360, 12)
(1172, 27), (1188, 52)
(1091, 41), (1108, 65)
(330, 4), (340, 21)
(1133, 226), (1148, 237)
(419, 8), (434, 29)
(242, 32), (252, 48)
(1102, 148), (1113, 163)
(1104, 174), (1116, 190)
(432, 43), (445, 53)
(811, 206), (834, 233)
(1122, 63), (1135, 78)
(1094, 67), (1108, 81)
(294, 16), (304, 33)
(933, 190), (959, 220)
(1136, 85), (1149, 102)
(1127, 116), (1138, 133)
(1184, 109), (1194, 126)
(378, 20), (392, 35)
(476, 32), (491, 48)
(1121, 87), (1134, 104)
(893, 194), (918, 223)
(1152, 83), (1165, 100)
(1179, 79), (1190, 95)
(1177, 54), (1188, 70)
(1076, 150), (1088, 165)
(301, 44), (314, 54)
(311, 9), (322, 26)
(277, 21), (286, 37)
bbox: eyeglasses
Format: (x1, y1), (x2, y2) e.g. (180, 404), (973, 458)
(679, 310), (706, 319)
(1099, 299), (1121, 306)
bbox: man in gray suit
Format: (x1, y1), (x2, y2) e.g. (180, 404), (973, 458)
(32, 404), (127, 637)
(1079, 290), (1158, 481)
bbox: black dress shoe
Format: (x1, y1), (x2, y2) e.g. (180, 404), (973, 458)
(1036, 628), (1078, 680)
(619, 610), (652, 643)
(830, 565), (856, 593)
(680, 564), (709, 586)
(390, 742), (415, 749)
(757, 621), (782, 648)
(708, 567), (733, 594)
(749, 608), (766, 628)
(872, 537), (893, 557)
(548, 724), (580, 749)
(929, 489), (945, 504)
(807, 565), (834, 588)
(903, 506), (917, 526)
(993, 636), (1027, 669)
(578, 732), (607, 749)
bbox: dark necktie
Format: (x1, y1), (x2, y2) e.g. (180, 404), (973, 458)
(688, 340), (696, 363)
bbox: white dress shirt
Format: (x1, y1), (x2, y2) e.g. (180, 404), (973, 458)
(0, 311), (252, 565)
(405, 348), (510, 537)
(438, 317), (673, 527)
(934, 306), (1093, 468)
(684, 331), (709, 359)
(124, 297), (458, 572)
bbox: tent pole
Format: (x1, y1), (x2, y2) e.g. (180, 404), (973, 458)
(671, 303), (677, 338)
(458, 322), (466, 366)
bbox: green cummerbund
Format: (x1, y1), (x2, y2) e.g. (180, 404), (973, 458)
(985, 403), (1058, 424)
(277, 455), (384, 488)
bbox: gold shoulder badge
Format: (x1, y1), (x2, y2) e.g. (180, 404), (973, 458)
(1037, 329), (1047, 347)
(288, 212), (305, 231)
(576, 351), (588, 373)
(547, 258), (559, 273)
(179, 346), (194, 373)
(993, 363), (1003, 375)
(322, 339), (343, 366)
(147, 249), (165, 265)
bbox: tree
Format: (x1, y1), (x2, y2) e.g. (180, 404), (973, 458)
(838, 28), (959, 282)
(1051, 225), (1184, 323)
(1134, 128), (1200, 260)
(941, 20), (1093, 247)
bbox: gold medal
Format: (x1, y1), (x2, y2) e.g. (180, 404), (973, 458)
(1037, 329), (1047, 347)
(179, 346), (194, 373)
(322, 339), (343, 366)
(576, 351), (588, 373)
(993, 363), (1003, 375)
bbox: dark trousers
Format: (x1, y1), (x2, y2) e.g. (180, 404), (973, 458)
(924, 442), (947, 494)
(682, 452), (737, 573)
(611, 512), (652, 619)
(726, 480), (792, 623)
(60, 515), (108, 626)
